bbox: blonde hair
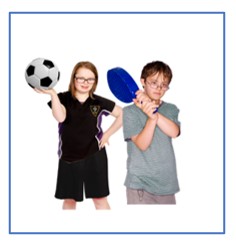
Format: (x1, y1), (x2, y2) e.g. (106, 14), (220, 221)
(68, 61), (98, 98)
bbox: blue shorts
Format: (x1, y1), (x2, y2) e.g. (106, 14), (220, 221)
(55, 148), (109, 202)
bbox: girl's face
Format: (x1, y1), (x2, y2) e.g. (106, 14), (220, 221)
(74, 67), (96, 95)
(141, 72), (169, 102)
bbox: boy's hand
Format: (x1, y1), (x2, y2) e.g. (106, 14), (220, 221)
(133, 99), (158, 121)
(135, 90), (151, 103)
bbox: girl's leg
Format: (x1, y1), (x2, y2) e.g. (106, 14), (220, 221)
(63, 199), (76, 209)
(92, 197), (110, 210)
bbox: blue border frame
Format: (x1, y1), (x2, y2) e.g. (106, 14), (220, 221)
(8, 11), (226, 235)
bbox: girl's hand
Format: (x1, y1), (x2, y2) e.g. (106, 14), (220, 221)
(34, 88), (56, 96)
(99, 132), (110, 149)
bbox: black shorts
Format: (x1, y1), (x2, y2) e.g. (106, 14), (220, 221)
(55, 148), (109, 202)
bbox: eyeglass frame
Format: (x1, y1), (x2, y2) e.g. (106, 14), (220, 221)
(145, 80), (170, 91)
(74, 76), (96, 84)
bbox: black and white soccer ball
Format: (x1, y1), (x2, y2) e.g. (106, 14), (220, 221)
(25, 58), (60, 89)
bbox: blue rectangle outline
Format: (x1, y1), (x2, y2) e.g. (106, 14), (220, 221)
(8, 11), (226, 235)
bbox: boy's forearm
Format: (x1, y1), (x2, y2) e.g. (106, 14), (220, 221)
(131, 118), (157, 151)
(156, 113), (180, 138)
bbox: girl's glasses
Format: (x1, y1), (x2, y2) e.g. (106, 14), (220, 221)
(74, 77), (96, 84)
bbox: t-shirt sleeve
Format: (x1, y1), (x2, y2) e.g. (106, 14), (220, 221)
(47, 92), (67, 108)
(164, 104), (181, 126)
(170, 105), (180, 126)
(99, 96), (116, 113)
(123, 106), (143, 141)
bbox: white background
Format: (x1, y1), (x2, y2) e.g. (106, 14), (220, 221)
(10, 12), (224, 233)
(1, 0), (236, 245)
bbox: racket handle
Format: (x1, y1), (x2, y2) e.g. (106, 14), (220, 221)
(153, 107), (158, 114)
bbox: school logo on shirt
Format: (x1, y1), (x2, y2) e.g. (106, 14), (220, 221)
(90, 105), (100, 117)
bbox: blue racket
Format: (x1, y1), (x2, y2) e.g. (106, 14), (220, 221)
(107, 67), (139, 103)
(107, 67), (158, 112)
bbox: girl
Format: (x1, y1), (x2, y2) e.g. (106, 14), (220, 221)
(35, 61), (122, 210)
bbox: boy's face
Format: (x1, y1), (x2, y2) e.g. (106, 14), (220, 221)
(141, 72), (169, 102)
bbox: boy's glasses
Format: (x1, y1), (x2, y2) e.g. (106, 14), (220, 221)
(146, 80), (169, 91)
(74, 77), (96, 84)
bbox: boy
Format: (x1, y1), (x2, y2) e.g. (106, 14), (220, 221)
(123, 60), (180, 204)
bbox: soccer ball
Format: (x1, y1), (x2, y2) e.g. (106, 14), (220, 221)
(25, 58), (60, 89)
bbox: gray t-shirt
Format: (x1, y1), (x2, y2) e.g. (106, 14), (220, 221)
(123, 101), (180, 195)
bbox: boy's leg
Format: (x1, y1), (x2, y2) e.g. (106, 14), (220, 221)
(126, 188), (176, 204)
(92, 197), (110, 210)
(63, 199), (76, 209)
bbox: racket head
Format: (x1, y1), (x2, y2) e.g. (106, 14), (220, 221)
(107, 67), (139, 103)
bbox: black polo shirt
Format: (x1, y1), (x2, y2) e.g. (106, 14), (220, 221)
(48, 91), (115, 162)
